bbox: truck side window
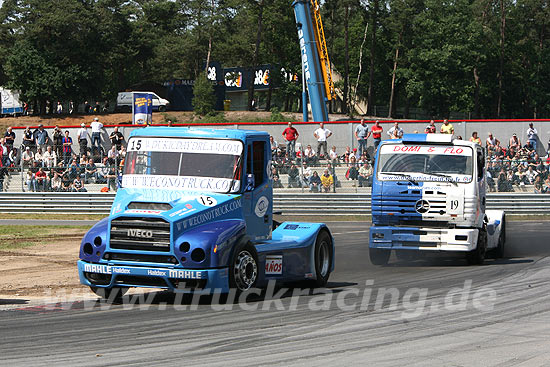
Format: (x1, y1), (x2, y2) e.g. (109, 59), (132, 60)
(253, 141), (265, 187)
(477, 149), (484, 180)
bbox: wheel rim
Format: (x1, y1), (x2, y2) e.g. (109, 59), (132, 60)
(233, 250), (257, 291)
(317, 240), (330, 278)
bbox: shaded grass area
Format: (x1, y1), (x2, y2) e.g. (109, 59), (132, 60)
(0, 213), (107, 221)
(0, 225), (90, 250)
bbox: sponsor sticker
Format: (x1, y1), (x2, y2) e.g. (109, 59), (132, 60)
(265, 255), (283, 275)
(254, 196), (269, 218)
(124, 209), (163, 215)
(127, 137), (243, 155)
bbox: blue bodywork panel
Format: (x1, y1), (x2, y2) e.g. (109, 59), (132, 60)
(78, 127), (334, 293)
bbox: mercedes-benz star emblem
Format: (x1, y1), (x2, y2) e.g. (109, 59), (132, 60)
(415, 199), (430, 214)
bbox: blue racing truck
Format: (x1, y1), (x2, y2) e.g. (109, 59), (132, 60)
(369, 134), (505, 265)
(78, 127), (334, 298)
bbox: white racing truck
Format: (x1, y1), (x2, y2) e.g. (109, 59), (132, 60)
(369, 134), (505, 265)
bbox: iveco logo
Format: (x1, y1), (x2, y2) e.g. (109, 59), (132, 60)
(127, 229), (153, 238)
(415, 199), (430, 214)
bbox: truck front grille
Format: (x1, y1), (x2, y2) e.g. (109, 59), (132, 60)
(110, 217), (171, 252)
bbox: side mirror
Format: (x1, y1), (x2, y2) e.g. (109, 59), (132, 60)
(245, 174), (255, 191)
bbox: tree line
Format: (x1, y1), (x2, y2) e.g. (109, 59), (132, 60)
(0, 0), (548, 119)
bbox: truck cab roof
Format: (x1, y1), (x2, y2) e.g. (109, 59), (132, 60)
(129, 127), (269, 142)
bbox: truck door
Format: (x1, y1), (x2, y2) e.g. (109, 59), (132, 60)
(477, 147), (486, 212)
(243, 139), (273, 241)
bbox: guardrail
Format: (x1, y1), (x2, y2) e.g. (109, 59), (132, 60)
(0, 192), (549, 215)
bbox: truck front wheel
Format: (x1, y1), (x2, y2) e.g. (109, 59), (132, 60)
(90, 287), (128, 300)
(229, 242), (259, 292)
(466, 228), (487, 265)
(369, 247), (390, 265)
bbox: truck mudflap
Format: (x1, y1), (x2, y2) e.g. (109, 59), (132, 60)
(78, 260), (230, 294)
(369, 227), (480, 252)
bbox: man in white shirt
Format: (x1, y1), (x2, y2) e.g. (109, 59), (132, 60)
(387, 122), (404, 139)
(90, 117), (104, 155)
(313, 122), (332, 159)
(527, 123), (539, 151)
(329, 146), (339, 163)
(43, 145), (57, 168)
(78, 123), (88, 155)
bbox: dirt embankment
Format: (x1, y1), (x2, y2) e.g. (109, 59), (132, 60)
(0, 111), (308, 130)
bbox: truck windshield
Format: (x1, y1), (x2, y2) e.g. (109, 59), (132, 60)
(377, 144), (473, 183)
(122, 137), (243, 193)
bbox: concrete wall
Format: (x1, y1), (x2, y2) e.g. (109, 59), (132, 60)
(10, 119), (550, 157)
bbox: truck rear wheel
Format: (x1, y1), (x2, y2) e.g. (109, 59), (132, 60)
(369, 247), (390, 265)
(466, 227), (487, 265)
(229, 242), (259, 293)
(311, 230), (333, 287)
(90, 287), (128, 300)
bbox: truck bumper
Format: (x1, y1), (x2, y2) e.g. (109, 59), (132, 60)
(369, 227), (479, 252)
(78, 260), (230, 294)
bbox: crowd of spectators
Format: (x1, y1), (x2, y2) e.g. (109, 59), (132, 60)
(0, 119), (125, 192)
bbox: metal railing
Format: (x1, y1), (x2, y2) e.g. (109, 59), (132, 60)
(0, 192), (548, 215)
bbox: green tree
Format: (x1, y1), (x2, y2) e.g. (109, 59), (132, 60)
(192, 73), (216, 115)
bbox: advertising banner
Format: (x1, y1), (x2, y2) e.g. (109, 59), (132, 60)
(132, 92), (153, 125)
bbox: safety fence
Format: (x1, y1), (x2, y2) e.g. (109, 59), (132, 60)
(0, 192), (549, 215)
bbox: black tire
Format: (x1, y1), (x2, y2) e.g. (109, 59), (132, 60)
(466, 227), (487, 265)
(311, 230), (333, 287)
(369, 247), (390, 265)
(158, 105), (166, 112)
(229, 241), (259, 293)
(495, 216), (506, 258)
(90, 286), (128, 300)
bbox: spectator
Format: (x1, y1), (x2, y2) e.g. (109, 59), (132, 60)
(72, 175), (87, 192)
(22, 146), (34, 168)
(371, 120), (383, 151)
(320, 169), (333, 192)
(469, 131), (481, 145)
(105, 158), (118, 191)
(35, 147), (45, 167)
(303, 145), (316, 165)
(440, 119), (454, 134)
(0, 138), (7, 167)
(358, 162), (373, 187)
(4, 127), (15, 151)
(52, 126), (63, 159)
(309, 171), (321, 192)
(84, 101), (91, 114)
(509, 133), (521, 151)
(287, 163), (301, 188)
(85, 158), (98, 183)
(69, 101), (74, 114)
(51, 172), (62, 191)
(119, 145), (127, 159)
(43, 146), (57, 168)
(62, 130), (73, 164)
(387, 122), (404, 139)
(486, 132), (499, 155)
(425, 120), (436, 133)
(354, 119), (370, 157)
(8, 147), (18, 167)
(527, 123), (538, 151)
(103, 100), (110, 113)
(326, 162), (340, 188)
(56, 101), (63, 114)
(523, 140), (535, 155)
(534, 175), (545, 193)
(94, 101), (101, 113)
(34, 124), (50, 152)
(108, 145), (119, 161)
(22, 127), (35, 151)
(526, 165), (538, 184)
(109, 127), (124, 150)
(328, 146), (339, 164)
(314, 122), (332, 159)
(91, 117), (104, 156)
(25, 170), (37, 192)
(346, 155), (359, 184)
(35, 167), (48, 191)
(282, 122), (299, 159)
(341, 146), (352, 163)
(269, 135), (279, 156)
(301, 164), (312, 187)
(77, 123), (88, 155)
(272, 167), (283, 188)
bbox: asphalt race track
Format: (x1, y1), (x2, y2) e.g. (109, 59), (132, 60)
(1, 221), (550, 366)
